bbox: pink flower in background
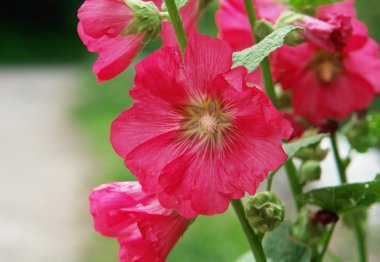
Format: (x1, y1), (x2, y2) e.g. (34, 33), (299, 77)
(78, 0), (200, 82)
(111, 34), (292, 218)
(90, 182), (189, 262)
(216, 0), (287, 51)
(215, 0), (287, 88)
(273, 1), (380, 124)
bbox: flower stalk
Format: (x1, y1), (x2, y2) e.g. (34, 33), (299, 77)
(284, 160), (303, 211)
(243, 0), (278, 107)
(315, 224), (336, 262)
(244, 0), (301, 211)
(330, 134), (367, 262)
(163, 0), (188, 60)
(231, 199), (267, 262)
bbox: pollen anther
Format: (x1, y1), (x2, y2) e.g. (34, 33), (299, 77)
(199, 114), (218, 134)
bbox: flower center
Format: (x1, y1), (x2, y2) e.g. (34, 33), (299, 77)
(310, 51), (342, 83)
(180, 98), (231, 142)
(199, 114), (218, 134)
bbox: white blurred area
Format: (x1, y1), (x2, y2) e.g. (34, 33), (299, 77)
(0, 67), (94, 262)
(313, 136), (380, 224)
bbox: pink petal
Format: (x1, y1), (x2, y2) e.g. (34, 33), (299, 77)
(317, 0), (356, 18)
(124, 131), (193, 193)
(183, 34), (233, 96)
(78, 0), (133, 38)
(89, 182), (189, 262)
(110, 47), (186, 159)
(318, 72), (374, 121)
(344, 39), (380, 93)
(78, 22), (144, 82)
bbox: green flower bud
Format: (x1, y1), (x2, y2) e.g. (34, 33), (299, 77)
(254, 20), (274, 42)
(244, 192), (285, 233)
(290, 208), (325, 246)
(342, 112), (380, 153)
(294, 145), (329, 161)
(298, 160), (321, 185)
(122, 0), (162, 40)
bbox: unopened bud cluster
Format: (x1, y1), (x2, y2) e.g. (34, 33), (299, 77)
(244, 192), (285, 233)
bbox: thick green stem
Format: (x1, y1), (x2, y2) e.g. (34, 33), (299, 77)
(243, 0), (278, 107)
(261, 57), (278, 107)
(330, 134), (367, 262)
(330, 134), (347, 184)
(284, 160), (302, 211)
(243, 0), (258, 35)
(352, 218), (367, 262)
(231, 200), (267, 262)
(164, 0), (187, 60)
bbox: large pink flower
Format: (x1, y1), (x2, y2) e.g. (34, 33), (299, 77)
(111, 34), (292, 218)
(78, 0), (200, 82)
(273, 2), (380, 124)
(90, 182), (189, 262)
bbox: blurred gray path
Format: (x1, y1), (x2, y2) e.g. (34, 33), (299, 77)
(0, 67), (94, 262)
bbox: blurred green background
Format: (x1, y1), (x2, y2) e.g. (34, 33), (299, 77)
(1, 0), (379, 261)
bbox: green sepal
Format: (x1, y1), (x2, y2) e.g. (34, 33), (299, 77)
(254, 20), (274, 42)
(122, 0), (162, 40)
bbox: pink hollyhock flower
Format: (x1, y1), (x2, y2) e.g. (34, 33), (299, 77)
(90, 182), (189, 262)
(294, 14), (352, 52)
(111, 34), (292, 218)
(273, 2), (380, 124)
(78, 0), (200, 82)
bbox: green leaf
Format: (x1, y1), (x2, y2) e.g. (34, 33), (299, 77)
(161, 0), (188, 11)
(283, 133), (328, 159)
(232, 25), (302, 72)
(289, 0), (344, 9)
(265, 223), (311, 262)
(300, 175), (380, 213)
(236, 224), (311, 262)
